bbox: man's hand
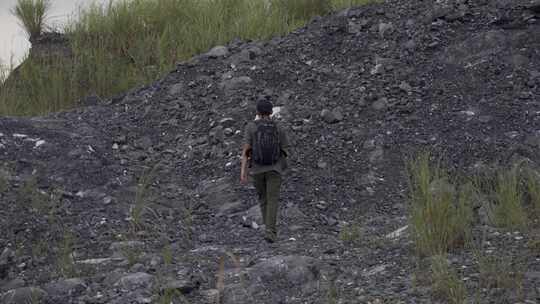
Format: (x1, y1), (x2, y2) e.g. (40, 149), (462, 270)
(240, 143), (251, 184)
(240, 171), (248, 184)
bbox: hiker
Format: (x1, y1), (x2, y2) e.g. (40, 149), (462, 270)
(240, 99), (289, 243)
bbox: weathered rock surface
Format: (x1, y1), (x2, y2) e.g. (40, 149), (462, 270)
(0, 0), (539, 303)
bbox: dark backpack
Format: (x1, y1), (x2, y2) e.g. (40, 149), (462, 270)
(252, 119), (280, 166)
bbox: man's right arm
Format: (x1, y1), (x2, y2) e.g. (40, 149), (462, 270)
(240, 124), (252, 183)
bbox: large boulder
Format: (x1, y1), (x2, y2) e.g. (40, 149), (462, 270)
(222, 255), (324, 304)
(1, 287), (48, 304)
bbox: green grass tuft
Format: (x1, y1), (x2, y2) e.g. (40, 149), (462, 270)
(526, 169), (540, 218)
(407, 153), (473, 256)
(11, 0), (51, 41)
(492, 166), (528, 230)
(430, 255), (466, 304)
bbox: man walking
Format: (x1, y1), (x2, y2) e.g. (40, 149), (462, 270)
(240, 99), (289, 243)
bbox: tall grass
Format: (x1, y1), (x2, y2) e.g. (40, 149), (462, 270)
(526, 169), (540, 217)
(1, 0), (378, 116)
(492, 167), (528, 230)
(407, 153), (473, 256)
(430, 255), (466, 304)
(11, 0), (51, 41)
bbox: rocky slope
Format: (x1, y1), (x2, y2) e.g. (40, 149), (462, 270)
(1, 0), (540, 303)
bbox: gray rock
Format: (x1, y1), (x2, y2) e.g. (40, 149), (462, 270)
(0, 279), (25, 292)
(219, 117), (235, 128)
(528, 1), (540, 13)
(200, 289), (219, 303)
(209, 126), (225, 144)
(285, 203), (307, 219)
(219, 76), (253, 92)
(1, 287), (48, 304)
(348, 20), (367, 34)
(168, 83), (184, 97)
(217, 201), (245, 217)
(363, 139), (376, 150)
(317, 159), (328, 169)
(478, 115), (493, 123)
(378, 22), (395, 37)
(404, 39), (416, 51)
(109, 241), (144, 259)
(206, 46), (229, 58)
(372, 98), (388, 111)
(248, 255), (322, 291)
(242, 205), (262, 227)
(221, 256), (323, 303)
(161, 278), (199, 294)
(0, 248), (15, 279)
(44, 278), (86, 297)
(321, 108), (343, 124)
(115, 272), (155, 290)
(224, 128), (234, 136)
(399, 81), (412, 93)
(369, 146), (384, 163)
(134, 136), (153, 150)
(229, 47), (261, 65)
(197, 177), (238, 207)
(504, 131), (520, 139)
(525, 131), (540, 148)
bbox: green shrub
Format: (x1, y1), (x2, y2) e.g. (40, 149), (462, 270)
(430, 255), (466, 304)
(492, 167), (528, 230)
(407, 153), (473, 256)
(11, 0), (51, 41)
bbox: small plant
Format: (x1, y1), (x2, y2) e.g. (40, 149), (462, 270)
(492, 167), (528, 230)
(407, 153), (473, 256)
(162, 243), (173, 266)
(327, 280), (339, 304)
(57, 231), (77, 278)
(339, 222), (362, 245)
(31, 238), (50, 263)
(11, 0), (51, 41)
(0, 172), (8, 194)
(526, 169), (540, 218)
(130, 166), (158, 231)
(121, 243), (142, 268)
(527, 234), (540, 255)
(18, 176), (49, 214)
(477, 254), (525, 299)
(430, 255), (466, 304)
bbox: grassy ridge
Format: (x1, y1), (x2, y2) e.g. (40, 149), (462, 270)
(1, 0), (375, 116)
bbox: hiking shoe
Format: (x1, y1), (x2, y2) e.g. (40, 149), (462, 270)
(264, 231), (277, 243)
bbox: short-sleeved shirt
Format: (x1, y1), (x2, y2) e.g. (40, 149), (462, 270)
(243, 117), (289, 175)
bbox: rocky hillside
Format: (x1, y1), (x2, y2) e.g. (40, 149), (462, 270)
(1, 0), (540, 303)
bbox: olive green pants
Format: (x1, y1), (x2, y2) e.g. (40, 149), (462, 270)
(253, 171), (282, 237)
